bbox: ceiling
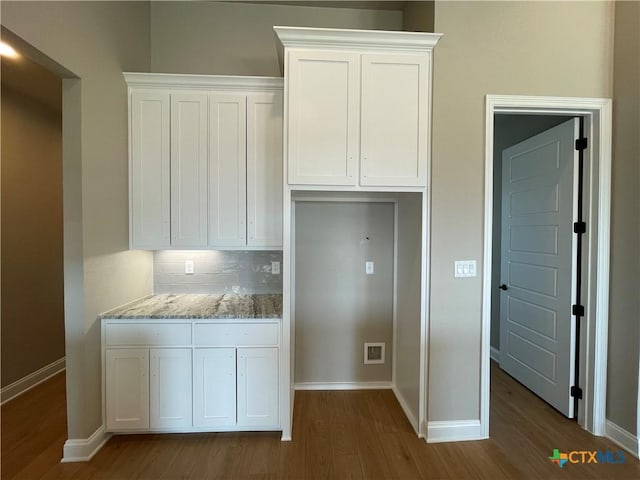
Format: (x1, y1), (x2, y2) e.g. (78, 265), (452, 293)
(233, 1), (407, 11)
(1, 51), (62, 112)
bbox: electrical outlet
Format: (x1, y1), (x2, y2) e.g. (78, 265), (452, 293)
(365, 261), (375, 275)
(185, 260), (194, 275)
(271, 261), (280, 275)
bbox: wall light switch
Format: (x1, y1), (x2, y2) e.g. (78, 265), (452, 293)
(454, 260), (476, 278)
(185, 260), (195, 275)
(365, 261), (375, 275)
(271, 261), (280, 275)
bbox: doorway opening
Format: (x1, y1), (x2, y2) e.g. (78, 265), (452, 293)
(481, 95), (613, 438)
(492, 114), (581, 420)
(0, 26), (84, 466)
(1, 39), (65, 400)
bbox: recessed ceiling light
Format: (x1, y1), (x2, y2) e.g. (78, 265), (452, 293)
(0, 41), (19, 59)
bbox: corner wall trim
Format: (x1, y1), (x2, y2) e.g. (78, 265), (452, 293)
(490, 347), (500, 363)
(426, 420), (484, 443)
(605, 420), (639, 458)
(392, 385), (420, 435)
(62, 425), (111, 463)
(1, 357), (66, 405)
(293, 381), (392, 391)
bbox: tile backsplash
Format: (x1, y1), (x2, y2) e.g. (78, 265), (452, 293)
(154, 250), (283, 294)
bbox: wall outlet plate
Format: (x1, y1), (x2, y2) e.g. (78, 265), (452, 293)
(365, 261), (375, 275)
(272, 261), (280, 275)
(185, 260), (195, 275)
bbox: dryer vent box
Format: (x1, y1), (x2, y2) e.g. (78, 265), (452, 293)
(364, 342), (385, 364)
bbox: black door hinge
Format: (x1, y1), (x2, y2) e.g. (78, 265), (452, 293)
(575, 138), (588, 151)
(574, 221), (586, 234)
(571, 385), (583, 399)
(572, 304), (585, 317)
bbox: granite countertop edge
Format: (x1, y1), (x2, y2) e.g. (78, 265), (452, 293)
(99, 293), (283, 320)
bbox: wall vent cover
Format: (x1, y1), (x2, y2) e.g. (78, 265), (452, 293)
(364, 342), (385, 364)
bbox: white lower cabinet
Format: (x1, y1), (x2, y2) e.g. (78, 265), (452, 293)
(150, 348), (192, 429)
(237, 347), (279, 427)
(193, 348), (236, 427)
(103, 320), (280, 433)
(105, 348), (150, 431)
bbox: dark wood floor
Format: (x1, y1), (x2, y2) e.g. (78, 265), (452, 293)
(2, 364), (639, 479)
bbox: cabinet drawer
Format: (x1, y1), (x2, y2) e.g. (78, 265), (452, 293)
(105, 323), (191, 346)
(194, 323), (278, 346)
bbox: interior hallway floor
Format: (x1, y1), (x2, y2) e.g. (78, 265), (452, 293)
(2, 362), (639, 479)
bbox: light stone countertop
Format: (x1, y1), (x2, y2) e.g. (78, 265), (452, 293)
(99, 293), (282, 319)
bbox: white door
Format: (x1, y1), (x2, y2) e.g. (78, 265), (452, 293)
(360, 53), (428, 187)
(237, 347), (278, 427)
(287, 50), (359, 185)
(209, 94), (247, 247)
(247, 93), (283, 247)
(170, 93), (208, 247)
(193, 348), (237, 427)
(130, 91), (171, 249)
(500, 118), (579, 418)
(150, 348), (192, 429)
(105, 348), (149, 431)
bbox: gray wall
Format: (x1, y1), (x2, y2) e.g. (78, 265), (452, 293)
(150, 1), (402, 76)
(2, 1), (153, 439)
(294, 202), (394, 384)
(154, 251), (282, 294)
(395, 193), (423, 424)
(402, 1), (434, 32)
(490, 115), (573, 351)
(607, 0), (640, 436)
(430, 1), (613, 422)
(1, 55), (65, 387)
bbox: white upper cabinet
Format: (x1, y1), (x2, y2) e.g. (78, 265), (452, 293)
(274, 27), (441, 189)
(171, 94), (209, 247)
(360, 53), (428, 187)
(247, 93), (284, 246)
(125, 74), (283, 250)
(287, 50), (359, 185)
(209, 94), (247, 246)
(130, 92), (170, 249)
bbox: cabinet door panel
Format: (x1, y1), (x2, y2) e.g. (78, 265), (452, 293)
(360, 53), (429, 187)
(171, 94), (208, 247)
(130, 92), (170, 249)
(237, 348), (278, 427)
(247, 93), (283, 247)
(209, 95), (247, 247)
(193, 348), (236, 427)
(150, 348), (192, 429)
(105, 348), (149, 431)
(287, 50), (359, 186)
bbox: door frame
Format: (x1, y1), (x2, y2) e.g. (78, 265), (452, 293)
(481, 95), (612, 437)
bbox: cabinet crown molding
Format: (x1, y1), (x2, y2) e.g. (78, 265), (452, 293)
(123, 73), (283, 92)
(274, 26), (443, 54)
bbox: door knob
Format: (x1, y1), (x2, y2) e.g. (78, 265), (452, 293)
(499, 284), (508, 291)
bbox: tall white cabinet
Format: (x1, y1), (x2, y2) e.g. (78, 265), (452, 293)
(274, 27), (441, 442)
(126, 74), (283, 249)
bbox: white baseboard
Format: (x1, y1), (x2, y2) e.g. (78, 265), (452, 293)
(1, 357), (66, 405)
(490, 346), (500, 363)
(294, 381), (392, 391)
(391, 385), (419, 435)
(426, 419), (484, 443)
(62, 425), (111, 463)
(605, 419), (639, 458)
